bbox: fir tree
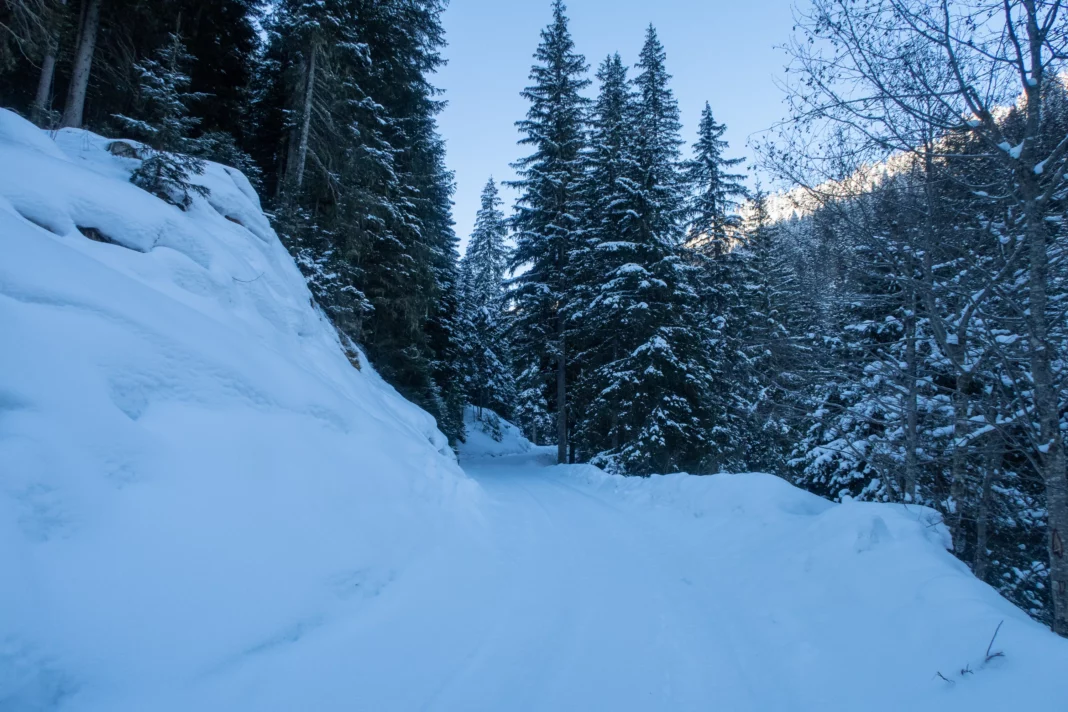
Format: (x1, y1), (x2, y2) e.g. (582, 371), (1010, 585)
(114, 31), (209, 210)
(460, 178), (516, 421)
(681, 102), (749, 467)
(508, 0), (589, 462)
(733, 186), (810, 471)
(683, 103), (747, 252)
(572, 27), (716, 475)
(261, 0), (467, 444)
(567, 53), (642, 463)
(462, 178), (511, 313)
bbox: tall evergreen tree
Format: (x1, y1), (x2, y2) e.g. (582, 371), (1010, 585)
(683, 103), (747, 252)
(462, 178), (511, 312)
(262, 0), (466, 443)
(570, 27), (716, 475)
(460, 177), (516, 422)
(508, 0), (589, 462)
(734, 186), (810, 471)
(567, 53), (641, 463)
(681, 101), (749, 467)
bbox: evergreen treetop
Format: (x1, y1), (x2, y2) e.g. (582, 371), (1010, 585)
(462, 177), (511, 311)
(683, 102), (747, 254)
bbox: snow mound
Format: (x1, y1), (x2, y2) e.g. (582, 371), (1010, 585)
(550, 463), (1068, 710)
(458, 405), (535, 459)
(0, 109), (477, 711)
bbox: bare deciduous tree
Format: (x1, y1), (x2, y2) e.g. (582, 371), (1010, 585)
(770, 0), (1068, 635)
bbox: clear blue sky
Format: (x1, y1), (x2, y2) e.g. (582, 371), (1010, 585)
(436, 0), (798, 254)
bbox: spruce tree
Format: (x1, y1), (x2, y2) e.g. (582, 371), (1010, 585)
(681, 101), (749, 467)
(377, 1), (467, 445)
(462, 178), (511, 315)
(567, 53), (642, 464)
(572, 27), (716, 475)
(509, 0), (589, 462)
(460, 178), (517, 423)
(735, 185), (810, 471)
(261, 0), (466, 444)
(114, 30), (209, 210)
(683, 103), (747, 252)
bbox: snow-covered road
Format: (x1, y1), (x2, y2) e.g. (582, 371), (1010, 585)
(424, 450), (761, 711)
(17, 447), (1068, 712)
(240, 446), (1063, 712)
(179, 448), (769, 711)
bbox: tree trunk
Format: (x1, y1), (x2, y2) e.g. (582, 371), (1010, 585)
(610, 345), (620, 451)
(948, 371), (972, 557)
(1044, 461), (1067, 633)
(903, 291), (919, 502)
(32, 0), (67, 125)
(1021, 176), (1068, 636)
(974, 435), (1003, 582)
(556, 312), (567, 465)
(61, 0), (102, 129)
(292, 45), (317, 190)
(32, 51), (58, 125)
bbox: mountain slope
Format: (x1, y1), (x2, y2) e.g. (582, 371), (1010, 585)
(0, 109), (477, 711)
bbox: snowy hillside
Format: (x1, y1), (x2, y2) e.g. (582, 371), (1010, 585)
(458, 406), (534, 459)
(0, 109), (477, 710)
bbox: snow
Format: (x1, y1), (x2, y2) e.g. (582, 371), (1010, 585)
(998, 140), (1024, 160)
(458, 406), (533, 459)
(441, 451), (1068, 711)
(3, 108), (1068, 711)
(0, 109), (477, 711)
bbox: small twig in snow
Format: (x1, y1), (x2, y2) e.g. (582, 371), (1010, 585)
(935, 672), (955, 684)
(985, 620), (1005, 662)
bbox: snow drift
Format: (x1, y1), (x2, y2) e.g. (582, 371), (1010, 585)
(530, 463), (1068, 711)
(458, 406), (534, 459)
(0, 109), (477, 710)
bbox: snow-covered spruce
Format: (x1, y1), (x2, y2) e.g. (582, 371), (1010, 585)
(458, 178), (517, 421)
(508, 0), (590, 463)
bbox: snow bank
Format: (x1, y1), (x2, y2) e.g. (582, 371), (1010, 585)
(458, 405), (534, 459)
(0, 109), (477, 711)
(555, 464), (1068, 711)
